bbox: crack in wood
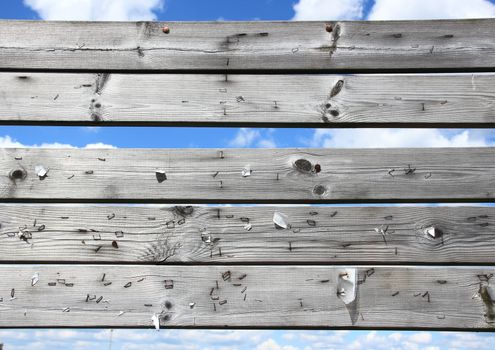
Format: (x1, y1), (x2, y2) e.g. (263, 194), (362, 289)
(328, 24), (341, 58)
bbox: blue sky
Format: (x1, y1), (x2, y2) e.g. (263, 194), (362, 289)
(1, 0), (495, 349)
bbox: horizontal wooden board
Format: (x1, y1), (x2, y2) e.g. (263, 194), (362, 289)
(1, 205), (495, 264)
(0, 265), (494, 329)
(1, 19), (495, 71)
(1, 147), (495, 203)
(1, 72), (495, 126)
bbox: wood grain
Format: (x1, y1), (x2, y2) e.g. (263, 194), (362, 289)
(1, 205), (495, 264)
(0, 265), (494, 329)
(1, 19), (495, 71)
(1, 72), (495, 126)
(1, 147), (495, 203)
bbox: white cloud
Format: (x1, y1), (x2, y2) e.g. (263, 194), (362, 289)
(309, 129), (490, 148)
(229, 128), (277, 148)
(0, 135), (26, 147)
(229, 128), (261, 147)
(409, 332), (432, 344)
(122, 343), (197, 350)
(0, 330), (29, 340)
(0, 135), (115, 149)
(96, 329), (267, 349)
(2, 330), (495, 350)
(33, 330), (85, 340)
(345, 340), (362, 350)
(292, 0), (495, 21)
(368, 0), (495, 20)
(446, 332), (495, 350)
(84, 142), (117, 149)
(23, 0), (164, 21)
(3, 341), (64, 350)
(292, 0), (364, 20)
(257, 138), (277, 148)
(282, 333), (295, 341)
(364, 331), (387, 346)
(298, 331), (348, 344)
(256, 339), (299, 350)
(389, 332), (403, 342)
(81, 127), (101, 133)
(94, 329), (152, 342)
(179, 330), (265, 344)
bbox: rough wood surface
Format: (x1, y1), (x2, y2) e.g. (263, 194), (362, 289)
(1, 19), (495, 71)
(1, 205), (495, 264)
(1, 147), (495, 203)
(1, 72), (495, 126)
(0, 265), (494, 329)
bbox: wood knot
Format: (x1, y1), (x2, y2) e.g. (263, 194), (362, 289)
(174, 205), (193, 216)
(89, 98), (103, 122)
(313, 184), (327, 196)
(9, 168), (26, 181)
(294, 159), (322, 174)
(330, 80), (344, 98)
(294, 159), (312, 173)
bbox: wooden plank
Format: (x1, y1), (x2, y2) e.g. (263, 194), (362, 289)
(1, 205), (495, 264)
(1, 147), (495, 203)
(0, 265), (494, 329)
(1, 72), (495, 126)
(1, 19), (495, 72)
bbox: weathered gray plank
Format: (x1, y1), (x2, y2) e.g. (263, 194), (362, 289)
(1, 205), (495, 263)
(1, 19), (495, 71)
(1, 72), (494, 126)
(1, 147), (495, 202)
(0, 265), (493, 329)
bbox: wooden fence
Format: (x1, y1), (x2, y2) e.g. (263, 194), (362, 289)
(0, 19), (495, 330)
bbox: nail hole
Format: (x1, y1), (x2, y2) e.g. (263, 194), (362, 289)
(9, 169), (26, 180)
(424, 226), (443, 239)
(156, 171), (167, 183)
